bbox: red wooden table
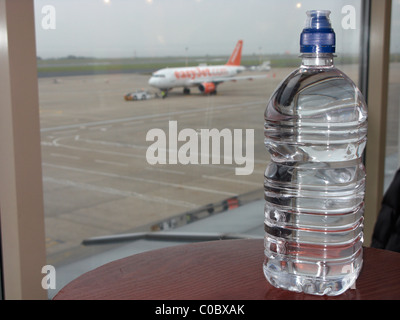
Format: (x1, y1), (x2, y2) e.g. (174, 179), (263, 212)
(54, 239), (400, 300)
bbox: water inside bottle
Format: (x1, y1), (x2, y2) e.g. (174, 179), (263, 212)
(263, 63), (367, 296)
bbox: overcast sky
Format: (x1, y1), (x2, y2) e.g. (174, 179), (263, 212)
(34, 0), (400, 59)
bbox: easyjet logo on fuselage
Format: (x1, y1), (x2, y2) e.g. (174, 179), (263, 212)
(174, 67), (229, 80)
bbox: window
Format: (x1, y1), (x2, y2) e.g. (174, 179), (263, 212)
(33, 0), (366, 298)
(4, 0), (394, 299)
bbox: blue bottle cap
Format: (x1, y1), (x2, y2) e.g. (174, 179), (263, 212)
(300, 10), (336, 53)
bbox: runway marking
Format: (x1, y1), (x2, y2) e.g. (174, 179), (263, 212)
(51, 129), (79, 136)
(145, 167), (185, 175)
(50, 153), (80, 160)
(74, 137), (262, 167)
(201, 175), (260, 187)
(152, 116), (171, 122)
(40, 100), (264, 133)
(48, 136), (263, 174)
(41, 141), (55, 146)
(51, 136), (144, 159)
(76, 137), (148, 150)
(43, 176), (197, 209)
(42, 162), (237, 197)
(95, 159), (129, 167)
(178, 113), (197, 119)
(122, 120), (145, 126)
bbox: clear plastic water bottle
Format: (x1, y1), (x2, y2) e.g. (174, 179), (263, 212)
(263, 10), (368, 296)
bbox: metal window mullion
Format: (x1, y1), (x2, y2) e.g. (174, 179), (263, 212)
(358, 0), (371, 100)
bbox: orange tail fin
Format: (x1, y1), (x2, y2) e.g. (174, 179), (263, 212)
(226, 40), (243, 66)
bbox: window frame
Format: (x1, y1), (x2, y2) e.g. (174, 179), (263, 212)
(0, 0), (47, 300)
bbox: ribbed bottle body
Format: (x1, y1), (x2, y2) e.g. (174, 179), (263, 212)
(263, 64), (367, 296)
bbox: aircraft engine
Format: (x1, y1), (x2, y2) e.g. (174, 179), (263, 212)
(198, 82), (216, 94)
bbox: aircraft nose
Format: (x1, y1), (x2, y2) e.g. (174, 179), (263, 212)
(148, 77), (155, 86)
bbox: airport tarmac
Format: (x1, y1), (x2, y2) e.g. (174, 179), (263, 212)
(39, 63), (399, 267)
(39, 69), (279, 266)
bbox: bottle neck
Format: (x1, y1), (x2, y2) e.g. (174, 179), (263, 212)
(301, 53), (334, 68)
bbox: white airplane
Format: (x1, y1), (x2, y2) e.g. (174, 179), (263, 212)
(148, 40), (265, 97)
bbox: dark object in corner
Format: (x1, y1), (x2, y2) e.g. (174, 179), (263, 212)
(371, 169), (400, 253)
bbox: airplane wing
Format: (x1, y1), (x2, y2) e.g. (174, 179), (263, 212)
(189, 74), (267, 85)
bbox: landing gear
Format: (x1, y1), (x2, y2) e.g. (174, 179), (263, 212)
(183, 88), (191, 95)
(161, 90), (168, 99)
